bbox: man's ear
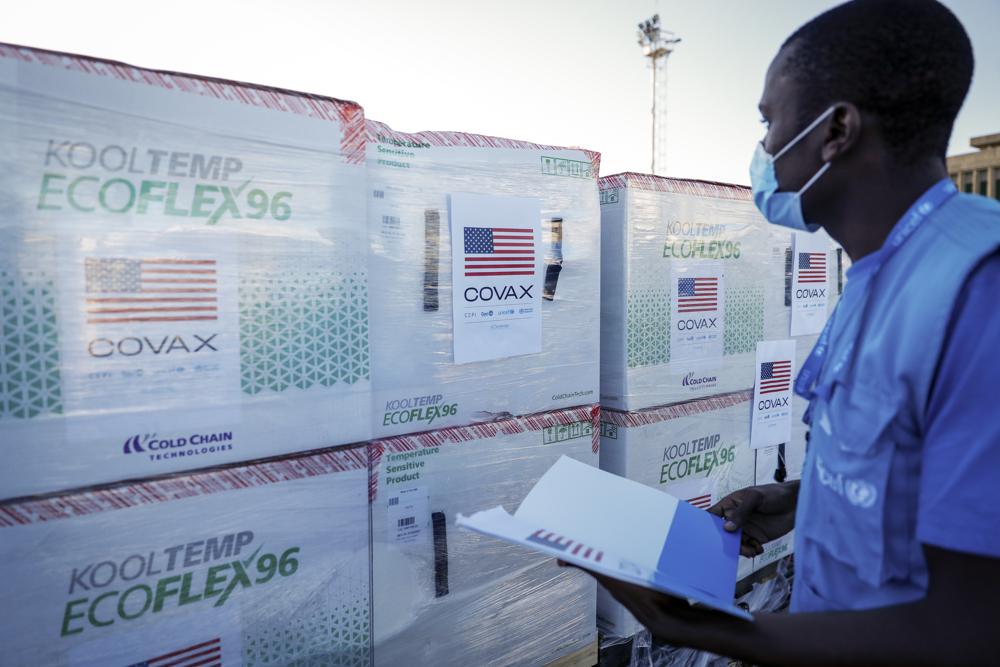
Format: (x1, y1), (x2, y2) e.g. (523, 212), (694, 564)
(821, 102), (862, 162)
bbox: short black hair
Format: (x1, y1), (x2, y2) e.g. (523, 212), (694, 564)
(780, 0), (973, 163)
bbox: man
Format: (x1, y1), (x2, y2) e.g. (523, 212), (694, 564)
(584, 1), (1000, 664)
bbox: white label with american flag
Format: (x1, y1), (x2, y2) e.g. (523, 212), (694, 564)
(56, 237), (240, 416)
(450, 192), (542, 364)
(790, 231), (830, 336)
(750, 339), (796, 449)
(83, 257), (221, 327)
(669, 263), (725, 374)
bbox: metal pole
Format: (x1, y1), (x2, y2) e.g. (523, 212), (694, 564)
(651, 57), (657, 174)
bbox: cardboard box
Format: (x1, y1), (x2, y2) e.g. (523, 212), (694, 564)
(752, 391), (811, 570)
(0, 446), (371, 666)
(599, 173), (843, 412)
(597, 391), (757, 638)
(0, 45), (370, 499)
(597, 372), (816, 637)
(370, 405), (600, 666)
(367, 120), (601, 437)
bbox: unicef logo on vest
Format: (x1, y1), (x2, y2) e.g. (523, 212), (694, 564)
(816, 456), (879, 509)
(845, 479), (878, 509)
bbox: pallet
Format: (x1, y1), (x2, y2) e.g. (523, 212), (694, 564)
(546, 639), (599, 667)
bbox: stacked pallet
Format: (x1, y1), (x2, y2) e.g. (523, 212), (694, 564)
(596, 173), (841, 638)
(365, 120), (602, 666)
(0, 44), (604, 667)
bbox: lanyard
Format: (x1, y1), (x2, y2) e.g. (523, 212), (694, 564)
(794, 179), (959, 401)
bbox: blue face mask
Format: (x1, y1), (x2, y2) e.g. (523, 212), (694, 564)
(749, 106), (835, 232)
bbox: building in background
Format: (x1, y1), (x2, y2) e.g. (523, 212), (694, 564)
(948, 132), (1000, 199)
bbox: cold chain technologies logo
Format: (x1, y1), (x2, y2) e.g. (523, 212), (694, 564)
(37, 140), (294, 224)
(60, 530), (302, 637)
(122, 431), (235, 462)
(682, 371), (718, 390)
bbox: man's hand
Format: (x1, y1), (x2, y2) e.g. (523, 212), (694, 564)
(708, 481), (800, 557)
(558, 562), (750, 648)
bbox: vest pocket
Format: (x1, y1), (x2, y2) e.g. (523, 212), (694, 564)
(801, 383), (898, 587)
(829, 381), (897, 455)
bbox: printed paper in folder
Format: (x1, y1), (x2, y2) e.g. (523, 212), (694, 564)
(457, 456), (752, 621)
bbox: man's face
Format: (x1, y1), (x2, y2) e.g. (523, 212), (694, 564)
(758, 45), (827, 195)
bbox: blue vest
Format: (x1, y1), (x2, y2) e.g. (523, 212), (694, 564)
(792, 192), (1000, 612)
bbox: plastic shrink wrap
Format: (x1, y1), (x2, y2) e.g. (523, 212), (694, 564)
(751, 391), (811, 571)
(0, 445), (371, 666)
(366, 120), (601, 438)
(0, 44), (371, 500)
(369, 405), (600, 666)
(599, 173), (843, 412)
(629, 558), (793, 667)
(598, 341), (816, 638)
(597, 392), (757, 638)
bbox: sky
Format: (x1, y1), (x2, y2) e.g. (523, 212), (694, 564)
(4, 0), (998, 184)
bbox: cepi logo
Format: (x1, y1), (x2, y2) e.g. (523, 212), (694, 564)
(682, 372), (718, 388)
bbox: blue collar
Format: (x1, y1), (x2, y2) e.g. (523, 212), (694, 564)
(847, 178), (958, 280)
(794, 178), (958, 401)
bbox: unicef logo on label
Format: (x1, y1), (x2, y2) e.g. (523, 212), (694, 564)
(845, 479), (878, 509)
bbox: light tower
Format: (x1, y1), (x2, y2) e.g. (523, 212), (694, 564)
(637, 14), (681, 176)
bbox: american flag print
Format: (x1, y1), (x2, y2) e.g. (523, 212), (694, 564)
(84, 257), (218, 326)
(463, 226), (535, 277)
(797, 252), (827, 284)
(676, 277), (719, 313)
(127, 637), (222, 667)
(759, 360), (792, 395)
(526, 529), (604, 563)
(686, 494), (713, 510)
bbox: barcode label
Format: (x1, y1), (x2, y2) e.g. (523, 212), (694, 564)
(784, 246), (793, 307)
(836, 248), (844, 295)
(386, 485), (429, 546)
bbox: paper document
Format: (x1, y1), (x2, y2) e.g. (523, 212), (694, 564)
(456, 456), (752, 620)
